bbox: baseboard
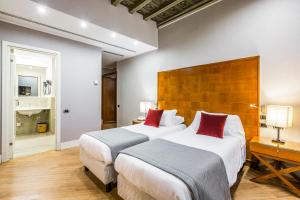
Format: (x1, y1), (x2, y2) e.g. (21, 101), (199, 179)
(61, 139), (79, 149)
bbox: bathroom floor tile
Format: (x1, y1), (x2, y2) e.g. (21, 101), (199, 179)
(14, 134), (56, 158)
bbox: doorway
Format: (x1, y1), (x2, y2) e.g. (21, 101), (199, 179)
(102, 71), (117, 130)
(1, 41), (61, 162)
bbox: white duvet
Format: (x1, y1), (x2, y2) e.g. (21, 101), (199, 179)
(115, 115), (246, 200)
(79, 124), (186, 165)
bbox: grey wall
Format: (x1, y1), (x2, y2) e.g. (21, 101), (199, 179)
(0, 21), (102, 153)
(117, 0), (300, 142)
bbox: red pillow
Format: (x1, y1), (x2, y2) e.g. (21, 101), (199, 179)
(144, 109), (164, 128)
(197, 112), (228, 138)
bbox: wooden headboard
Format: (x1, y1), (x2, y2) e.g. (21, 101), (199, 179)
(158, 56), (260, 151)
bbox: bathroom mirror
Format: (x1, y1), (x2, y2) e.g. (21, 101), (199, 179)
(18, 75), (38, 96)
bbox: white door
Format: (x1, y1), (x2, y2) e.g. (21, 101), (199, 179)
(8, 49), (17, 160)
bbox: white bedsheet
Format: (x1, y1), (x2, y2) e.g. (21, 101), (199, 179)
(79, 124), (186, 165)
(115, 129), (246, 200)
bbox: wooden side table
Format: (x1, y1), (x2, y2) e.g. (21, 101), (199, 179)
(250, 136), (300, 197)
(132, 119), (145, 125)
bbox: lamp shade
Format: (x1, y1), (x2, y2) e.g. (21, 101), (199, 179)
(140, 101), (152, 114)
(266, 105), (293, 128)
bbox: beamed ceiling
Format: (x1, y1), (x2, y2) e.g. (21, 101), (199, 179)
(111, 0), (220, 28)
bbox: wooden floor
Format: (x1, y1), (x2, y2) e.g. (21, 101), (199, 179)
(0, 148), (299, 200)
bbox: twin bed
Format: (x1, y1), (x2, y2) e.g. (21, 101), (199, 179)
(115, 112), (246, 200)
(79, 119), (186, 191)
(79, 57), (259, 200)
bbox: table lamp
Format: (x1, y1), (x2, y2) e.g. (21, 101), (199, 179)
(266, 105), (293, 144)
(138, 101), (152, 120)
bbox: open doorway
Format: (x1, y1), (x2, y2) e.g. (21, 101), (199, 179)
(101, 64), (117, 130)
(2, 41), (61, 162)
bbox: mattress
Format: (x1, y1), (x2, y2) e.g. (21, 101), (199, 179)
(79, 124), (186, 165)
(115, 129), (246, 200)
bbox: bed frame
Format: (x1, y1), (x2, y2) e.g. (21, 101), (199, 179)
(157, 56), (260, 158)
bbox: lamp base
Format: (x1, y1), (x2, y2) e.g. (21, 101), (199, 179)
(272, 127), (285, 144)
(137, 116), (146, 121)
(272, 139), (285, 144)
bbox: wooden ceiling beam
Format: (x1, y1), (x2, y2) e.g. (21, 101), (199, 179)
(158, 0), (220, 28)
(111, 0), (124, 6)
(144, 0), (185, 21)
(129, 0), (152, 14)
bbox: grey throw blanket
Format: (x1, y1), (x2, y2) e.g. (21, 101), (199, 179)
(86, 128), (149, 162)
(121, 139), (231, 200)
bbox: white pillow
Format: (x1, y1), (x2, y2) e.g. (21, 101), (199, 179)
(160, 110), (177, 126)
(188, 111), (202, 132)
(224, 115), (245, 137)
(165, 116), (185, 126)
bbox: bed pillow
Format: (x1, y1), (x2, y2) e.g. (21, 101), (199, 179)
(160, 110), (177, 126)
(224, 115), (245, 136)
(172, 116), (185, 125)
(196, 112), (228, 138)
(163, 115), (185, 126)
(144, 109), (164, 127)
(188, 111), (203, 131)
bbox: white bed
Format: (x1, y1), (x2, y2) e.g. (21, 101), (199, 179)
(79, 123), (186, 189)
(115, 112), (246, 200)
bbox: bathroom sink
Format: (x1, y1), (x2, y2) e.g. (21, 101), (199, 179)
(16, 107), (50, 117)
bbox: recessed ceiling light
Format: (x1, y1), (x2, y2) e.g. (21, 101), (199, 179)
(111, 32), (117, 38)
(134, 41), (139, 46)
(80, 21), (88, 28)
(37, 5), (47, 14)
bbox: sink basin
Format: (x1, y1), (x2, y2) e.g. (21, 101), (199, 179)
(16, 107), (50, 117)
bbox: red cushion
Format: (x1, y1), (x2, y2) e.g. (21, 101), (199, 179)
(197, 112), (228, 138)
(144, 109), (164, 128)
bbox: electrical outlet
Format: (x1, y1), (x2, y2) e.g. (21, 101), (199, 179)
(16, 122), (21, 127)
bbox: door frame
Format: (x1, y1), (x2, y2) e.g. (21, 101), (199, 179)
(101, 71), (117, 129)
(1, 41), (62, 163)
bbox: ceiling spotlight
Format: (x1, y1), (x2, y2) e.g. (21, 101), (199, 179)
(80, 21), (88, 28)
(111, 32), (117, 38)
(134, 41), (139, 46)
(37, 5), (47, 14)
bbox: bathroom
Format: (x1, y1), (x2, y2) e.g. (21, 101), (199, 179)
(13, 49), (56, 157)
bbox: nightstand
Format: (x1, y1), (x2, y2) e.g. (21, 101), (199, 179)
(250, 136), (300, 197)
(132, 119), (145, 125)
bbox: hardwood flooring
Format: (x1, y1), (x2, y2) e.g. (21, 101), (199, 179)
(0, 148), (299, 200)
(102, 122), (117, 130)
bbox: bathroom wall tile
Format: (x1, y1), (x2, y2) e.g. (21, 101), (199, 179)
(16, 110), (50, 135)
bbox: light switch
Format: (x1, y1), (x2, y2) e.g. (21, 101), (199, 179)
(93, 80), (99, 86)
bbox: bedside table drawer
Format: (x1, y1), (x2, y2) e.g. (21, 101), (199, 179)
(250, 142), (300, 163)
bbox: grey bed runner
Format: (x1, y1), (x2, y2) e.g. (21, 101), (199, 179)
(120, 139), (231, 200)
(86, 128), (149, 162)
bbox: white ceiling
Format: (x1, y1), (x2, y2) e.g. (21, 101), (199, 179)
(0, 0), (158, 63)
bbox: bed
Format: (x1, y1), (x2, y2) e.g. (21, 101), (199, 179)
(79, 122), (186, 191)
(115, 111), (246, 200)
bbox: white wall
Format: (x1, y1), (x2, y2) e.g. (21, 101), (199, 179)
(0, 21), (102, 153)
(31, 0), (158, 47)
(117, 0), (300, 142)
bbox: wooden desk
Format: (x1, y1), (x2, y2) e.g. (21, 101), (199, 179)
(132, 119), (145, 125)
(250, 136), (300, 197)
